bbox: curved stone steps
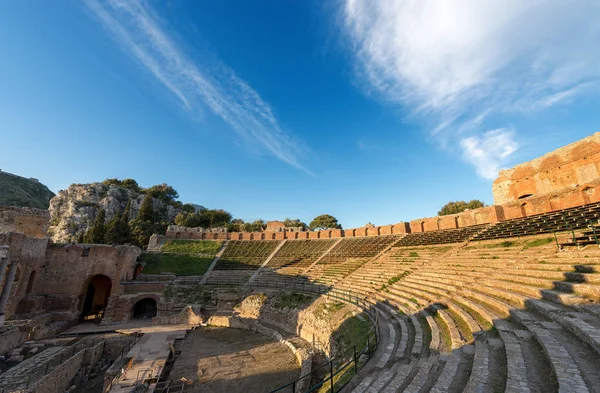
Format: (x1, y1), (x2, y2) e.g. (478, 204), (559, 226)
(525, 298), (600, 358)
(422, 310), (441, 354)
(463, 339), (491, 393)
(511, 310), (591, 393)
(430, 349), (466, 393)
(402, 356), (441, 393)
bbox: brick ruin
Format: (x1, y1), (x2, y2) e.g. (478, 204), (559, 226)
(1, 131), (600, 392)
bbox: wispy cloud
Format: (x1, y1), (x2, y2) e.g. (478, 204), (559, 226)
(460, 129), (518, 179)
(340, 0), (600, 177)
(84, 0), (309, 172)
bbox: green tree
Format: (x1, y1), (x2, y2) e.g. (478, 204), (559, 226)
(284, 218), (307, 230)
(309, 214), (342, 230)
(137, 195), (154, 222)
(145, 183), (179, 203)
(85, 209), (106, 243)
(104, 212), (123, 244)
(102, 178), (143, 193)
(437, 200), (486, 216)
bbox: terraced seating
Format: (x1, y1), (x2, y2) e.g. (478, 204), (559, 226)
(198, 228), (600, 391)
(336, 241), (600, 392)
(318, 235), (399, 264)
(473, 201), (600, 241)
(265, 238), (337, 272)
(213, 240), (280, 270)
(395, 224), (487, 246)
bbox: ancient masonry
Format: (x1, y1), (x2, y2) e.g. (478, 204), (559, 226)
(1, 131), (600, 393)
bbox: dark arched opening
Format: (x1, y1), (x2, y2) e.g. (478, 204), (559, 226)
(133, 264), (143, 280)
(520, 203), (528, 218)
(26, 271), (36, 294)
(454, 217), (460, 229)
(80, 274), (112, 321)
(420, 221), (425, 232)
(133, 298), (157, 319)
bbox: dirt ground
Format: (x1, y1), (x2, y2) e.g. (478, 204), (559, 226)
(168, 326), (300, 393)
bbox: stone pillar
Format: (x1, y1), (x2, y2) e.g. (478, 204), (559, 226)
(0, 260), (18, 325)
(0, 257), (8, 291)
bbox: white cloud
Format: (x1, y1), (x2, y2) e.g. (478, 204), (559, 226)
(341, 0), (600, 176)
(84, 0), (309, 172)
(460, 129), (518, 179)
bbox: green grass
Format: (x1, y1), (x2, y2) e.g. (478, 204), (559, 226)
(446, 308), (473, 342)
(273, 292), (315, 309)
(409, 252), (420, 257)
(161, 240), (222, 254)
(522, 237), (554, 250)
(484, 240), (517, 248)
(163, 285), (213, 303)
(316, 314), (374, 393)
(138, 253), (214, 275)
(433, 313), (453, 352)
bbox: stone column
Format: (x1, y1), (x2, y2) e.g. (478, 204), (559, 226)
(0, 260), (18, 325)
(0, 257), (8, 292)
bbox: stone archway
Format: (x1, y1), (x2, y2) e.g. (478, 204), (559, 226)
(133, 298), (157, 319)
(420, 221), (425, 232)
(80, 274), (112, 321)
(520, 203), (528, 217)
(25, 270), (36, 294)
(133, 264), (143, 280)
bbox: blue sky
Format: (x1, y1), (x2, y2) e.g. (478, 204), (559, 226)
(1, 1), (599, 228)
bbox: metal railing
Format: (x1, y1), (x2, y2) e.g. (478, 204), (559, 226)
(201, 278), (380, 393)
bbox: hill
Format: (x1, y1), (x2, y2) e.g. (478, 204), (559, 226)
(0, 170), (55, 209)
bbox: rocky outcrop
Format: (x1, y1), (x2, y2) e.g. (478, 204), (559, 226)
(47, 183), (179, 242)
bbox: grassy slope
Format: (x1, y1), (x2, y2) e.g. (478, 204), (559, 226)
(138, 253), (214, 275)
(161, 240), (222, 254)
(0, 171), (55, 209)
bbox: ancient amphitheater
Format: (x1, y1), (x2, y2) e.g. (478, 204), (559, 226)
(1, 133), (600, 393)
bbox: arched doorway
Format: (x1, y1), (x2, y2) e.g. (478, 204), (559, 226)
(520, 203), (528, 217)
(80, 274), (112, 321)
(26, 271), (36, 294)
(133, 264), (143, 280)
(133, 298), (157, 319)
(420, 221), (425, 232)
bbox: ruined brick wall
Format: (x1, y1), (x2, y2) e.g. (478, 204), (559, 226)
(37, 244), (141, 317)
(493, 132), (600, 205)
(0, 232), (49, 320)
(0, 206), (49, 238)
(409, 205), (502, 233)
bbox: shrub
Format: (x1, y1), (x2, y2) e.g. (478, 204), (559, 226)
(522, 237), (554, 250)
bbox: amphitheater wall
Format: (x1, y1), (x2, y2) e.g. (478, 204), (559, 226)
(379, 225), (392, 235)
(355, 228), (367, 237)
(309, 231), (319, 239)
(330, 229), (343, 238)
(39, 244), (141, 317)
(392, 223), (409, 234)
(493, 132), (600, 205)
(0, 232), (48, 320)
(0, 206), (50, 238)
(409, 205), (503, 233)
(297, 232), (308, 239)
(501, 181), (600, 219)
(367, 227), (379, 236)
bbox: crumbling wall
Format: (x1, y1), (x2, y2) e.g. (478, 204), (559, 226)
(493, 132), (600, 205)
(0, 206), (50, 238)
